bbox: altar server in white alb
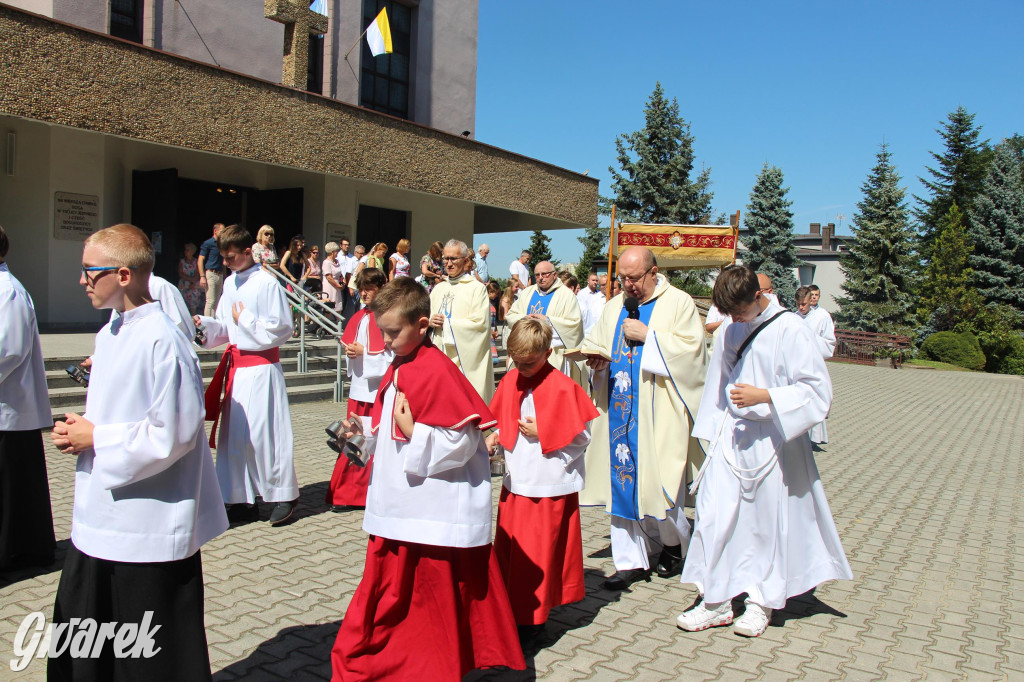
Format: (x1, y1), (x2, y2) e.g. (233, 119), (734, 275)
(331, 278), (524, 680)
(0, 224), (56, 571)
(50, 224), (228, 680)
(195, 224), (299, 526)
(428, 239), (496, 402)
(678, 265), (852, 638)
(505, 260), (586, 387)
(797, 285), (836, 444)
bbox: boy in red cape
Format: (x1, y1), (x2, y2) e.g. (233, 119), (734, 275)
(330, 277), (525, 681)
(487, 318), (600, 627)
(326, 268), (392, 509)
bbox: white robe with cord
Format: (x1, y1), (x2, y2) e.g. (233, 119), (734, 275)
(802, 306), (836, 443)
(682, 302), (852, 609)
(429, 274), (496, 402)
(198, 264), (299, 504)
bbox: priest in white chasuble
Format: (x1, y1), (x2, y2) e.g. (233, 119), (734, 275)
(429, 239), (496, 402)
(505, 261), (586, 387)
(579, 246), (708, 590)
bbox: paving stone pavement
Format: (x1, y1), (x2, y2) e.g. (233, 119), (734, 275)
(2, 362), (1023, 681)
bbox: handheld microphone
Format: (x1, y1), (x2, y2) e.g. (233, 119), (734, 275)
(624, 297), (640, 347)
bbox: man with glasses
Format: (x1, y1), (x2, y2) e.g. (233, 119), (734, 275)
(579, 246), (708, 590)
(428, 240), (496, 401)
(505, 261), (586, 388)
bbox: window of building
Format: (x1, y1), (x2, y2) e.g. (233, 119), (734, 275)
(109, 0), (143, 43)
(307, 34), (325, 94)
(360, 0), (412, 119)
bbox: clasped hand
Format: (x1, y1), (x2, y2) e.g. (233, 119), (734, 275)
(729, 383), (770, 408)
(51, 412), (95, 455)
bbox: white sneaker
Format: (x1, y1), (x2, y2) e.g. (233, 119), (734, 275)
(676, 600), (733, 632)
(733, 601), (772, 637)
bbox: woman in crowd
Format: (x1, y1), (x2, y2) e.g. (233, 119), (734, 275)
(419, 241), (445, 292)
(388, 238), (411, 280)
(252, 225), (279, 269)
(177, 242), (203, 315)
(279, 235), (306, 285)
(302, 245), (322, 293)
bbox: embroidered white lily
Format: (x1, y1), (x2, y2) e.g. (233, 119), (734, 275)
(615, 443), (631, 465)
(613, 370), (631, 393)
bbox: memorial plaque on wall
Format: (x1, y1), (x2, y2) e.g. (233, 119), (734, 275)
(326, 223), (351, 246)
(54, 192), (100, 241)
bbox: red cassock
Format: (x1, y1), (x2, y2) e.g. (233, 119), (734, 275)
(489, 363), (599, 625)
(331, 339), (524, 680)
(325, 310), (387, 507)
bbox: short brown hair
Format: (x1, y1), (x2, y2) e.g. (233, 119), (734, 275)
(356, 267), (387, 291)
(712, 265), (759, 315)
(795, 286), (812, 303)
(370, 276), (430, 322)
(558, 272), (578, 289)
(85, 224), (155, 274)
(507, 318), (552, 358)
(217, 224), (253, 252)
(0, 224), (9, 259)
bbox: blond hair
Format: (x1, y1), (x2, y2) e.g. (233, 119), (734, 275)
(507, 318), (552, 359)
(256, 224), (275, 243)
(396, 238), (411, 254)
(85, 224), (155, 274)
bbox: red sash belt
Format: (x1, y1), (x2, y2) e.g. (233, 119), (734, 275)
(204, 344), (280, 448)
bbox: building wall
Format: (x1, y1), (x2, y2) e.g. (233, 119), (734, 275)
(412, 0), (478, 137)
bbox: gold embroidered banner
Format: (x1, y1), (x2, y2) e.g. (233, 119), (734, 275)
(617, 223), (738, 269)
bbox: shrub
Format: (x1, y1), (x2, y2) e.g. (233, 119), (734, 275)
(977, 329), (1024, 375)
(919, 331), (986, 371)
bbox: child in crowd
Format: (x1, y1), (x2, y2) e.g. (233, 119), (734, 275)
(196, 224), (299, 526)
(678, 265), (851, 638)
(487, 318), (599, 627)
(50, 224), (227, 680)
(326, 268), (392, 510)
(796, 285), (836, 444)
(330, 277), (524, 681)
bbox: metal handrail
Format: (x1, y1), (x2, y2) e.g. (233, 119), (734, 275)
(262, 264), (347, 402)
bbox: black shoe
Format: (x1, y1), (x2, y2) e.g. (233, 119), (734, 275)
(602, 568), (651, 590)
(656, 545), (684, 578)
(227, 503), (259, 524)
(269, 501), (296, 526)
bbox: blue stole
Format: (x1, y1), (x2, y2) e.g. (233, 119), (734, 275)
(607, 299), (655, 520)
(527, 288), (555, 316)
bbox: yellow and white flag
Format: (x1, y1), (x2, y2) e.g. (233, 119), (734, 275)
(365, 8), (392, 57)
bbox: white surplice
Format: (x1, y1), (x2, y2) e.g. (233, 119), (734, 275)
(357, 383), (493, 548)
(198, 264), (298, 504)
(801, 306), (836, 443)
(107, 274), (192, 340)
(346, 315), (394, 403)
(576, 287), (606, 337)
(683, 301), (852, 609)
(500, 391), (590, 498)
(0, 263), (50, 431)
(75, 303), (227, 562)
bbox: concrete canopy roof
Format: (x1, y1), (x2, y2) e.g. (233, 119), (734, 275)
(0, 5), (598, 231)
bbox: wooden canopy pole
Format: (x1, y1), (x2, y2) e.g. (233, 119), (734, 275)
(605, 205), (616, 298)
(730, 210), (741, 265)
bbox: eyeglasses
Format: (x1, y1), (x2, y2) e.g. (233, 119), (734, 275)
(619, 266), (654, 285)
(442, 256), (465, 262)
(535, 270), (556, 278)
(82, 265), (136, 280)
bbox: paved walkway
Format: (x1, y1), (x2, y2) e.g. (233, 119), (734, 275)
(3, 363), (1023, 680)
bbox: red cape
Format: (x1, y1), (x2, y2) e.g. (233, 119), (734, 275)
(341, 308), (386, 354)
(371, 338), (497, 442)
(489, 362), (599, 454)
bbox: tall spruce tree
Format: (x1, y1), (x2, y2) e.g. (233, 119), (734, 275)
(608, 82), (715, 224)
(575, 224), (608, 281)
(968, 141), (1024, 311)
(742, 164), (801, 307)
(526, 229), (556, 272)
(915, 106), (992, 260)
(917, 203), (983, 331)
(835, 143), (918, 334)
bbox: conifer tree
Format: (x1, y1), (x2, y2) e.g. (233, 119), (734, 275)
(915, 106), (992, 260)
(835, 143), (918, 334)
(575, 224), (607, 281)
(742, 164), (801, 307)
(968, 141), (1024, 311)
(917, 203), (983, 331)
(526, 229), (556, 272)
(608, 82), (715, 224)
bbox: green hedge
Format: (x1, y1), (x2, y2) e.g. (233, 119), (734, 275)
(920, 331), (987, 371)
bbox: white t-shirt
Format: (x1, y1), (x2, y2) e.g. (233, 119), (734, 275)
(509, 260), (530, 288)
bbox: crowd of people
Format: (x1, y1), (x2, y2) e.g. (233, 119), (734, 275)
(0, 220), (849, 681)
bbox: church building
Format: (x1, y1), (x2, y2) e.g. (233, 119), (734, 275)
(0, 1), (597, 327)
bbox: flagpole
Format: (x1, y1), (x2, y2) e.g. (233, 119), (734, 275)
(343, 27), (370, 61)
(605, 205), (616, 299)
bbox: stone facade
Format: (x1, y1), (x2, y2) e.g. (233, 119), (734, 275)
(0, 6), (597, 227)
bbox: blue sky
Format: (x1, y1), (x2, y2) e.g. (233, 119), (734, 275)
(471, 0), (1024, 276)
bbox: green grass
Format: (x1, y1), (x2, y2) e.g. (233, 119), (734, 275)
(905, 358), (975, 372)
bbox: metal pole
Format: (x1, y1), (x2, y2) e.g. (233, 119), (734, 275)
(334, 340), (344, 403)
(298, 298), (308, 373)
